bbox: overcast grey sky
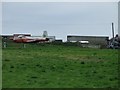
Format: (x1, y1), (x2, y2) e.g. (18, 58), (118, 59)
(2, 2), (118, 41)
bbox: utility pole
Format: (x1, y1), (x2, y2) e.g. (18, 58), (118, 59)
(112, 22), (114, 40)
(112, 22), (115, 49)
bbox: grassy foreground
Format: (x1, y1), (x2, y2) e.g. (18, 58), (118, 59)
(2, 44), (118, 88)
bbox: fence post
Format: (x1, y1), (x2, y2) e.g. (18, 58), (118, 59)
(3, 42), (6, 48)
(23, 43), (26, 48)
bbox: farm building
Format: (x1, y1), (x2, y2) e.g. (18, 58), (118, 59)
(54, 39), (63, 43)
(67, 35), (109, 48)
(1, 35), (13, 40)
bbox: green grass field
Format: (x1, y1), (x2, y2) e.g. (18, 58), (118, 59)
(2, 43), (118, 88)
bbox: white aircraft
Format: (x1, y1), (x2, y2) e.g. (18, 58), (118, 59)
(13, 35), (49, 43)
